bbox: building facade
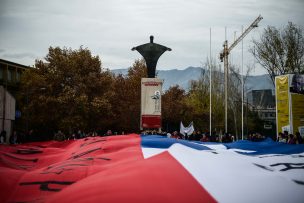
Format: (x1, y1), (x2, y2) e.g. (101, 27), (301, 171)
(247, 89), (276, 137)
(0, 59), (29, 143)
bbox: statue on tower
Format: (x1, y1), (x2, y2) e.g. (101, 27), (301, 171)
(132, 36), (171, 78)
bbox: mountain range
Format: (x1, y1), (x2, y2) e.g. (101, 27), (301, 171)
(111, 66), (275, 94)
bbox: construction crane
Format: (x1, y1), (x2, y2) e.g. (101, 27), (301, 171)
(220, 15), (263, 133)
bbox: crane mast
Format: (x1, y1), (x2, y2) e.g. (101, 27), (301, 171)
(220, 15), (263, 134)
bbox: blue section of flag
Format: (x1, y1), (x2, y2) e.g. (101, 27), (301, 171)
(141, 135), (211, 150)
(224, 138), (304, 155)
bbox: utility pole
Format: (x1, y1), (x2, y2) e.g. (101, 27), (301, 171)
(220, 15), (263, 133)
(209, 28), (212, 137)
(241, 25), (244, 140)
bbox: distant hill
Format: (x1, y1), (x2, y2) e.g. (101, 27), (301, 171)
(245, 74), (274, 93)
(111, 67), (275, 93)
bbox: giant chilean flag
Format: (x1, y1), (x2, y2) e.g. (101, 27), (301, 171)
(0, 134), (303, 203)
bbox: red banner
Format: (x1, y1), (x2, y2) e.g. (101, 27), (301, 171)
(0, 135), (215, 203)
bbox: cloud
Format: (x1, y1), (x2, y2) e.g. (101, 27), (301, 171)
(0, 0), (303, 75)
(3, 52), (37, 59)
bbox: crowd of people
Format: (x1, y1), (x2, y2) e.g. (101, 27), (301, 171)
(0, 128), (303, 145)
(0, 129), (122, 144)
(53, 129), (124, 141)
(277, 131), (303, 144)
(247, 133), (266, 142)
(143, 129), (304, 144)
(142, 130), (236, 143)
(0, 130), (21, 145)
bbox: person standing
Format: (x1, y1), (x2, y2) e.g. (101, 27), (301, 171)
(9, 131), (18, 144)
(0, 130), (7, 143)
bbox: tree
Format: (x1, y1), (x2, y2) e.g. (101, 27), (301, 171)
(162, 85), (188, 132)
(18, 46), (113, 139)
(187, 73), (210, 131)
(110, 59), (147, 133)
(227, 65), (243, 138)
(186, 58), (258, 138)
(205, 58), (225, 134)
(251, 22), (304, 84)
(185, 59), (225, 134)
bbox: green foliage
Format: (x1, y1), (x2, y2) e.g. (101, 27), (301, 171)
(110, 59), (147, 132)
(18, 46), (114, 137)
(184, 59), (226, 133)
(162, 85), (188, 131)
(17, 46), (265, 139)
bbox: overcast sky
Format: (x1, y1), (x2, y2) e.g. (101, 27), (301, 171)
(0, 0), (303, 75)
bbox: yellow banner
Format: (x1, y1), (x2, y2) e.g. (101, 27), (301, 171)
(291, 93), (304, 134)
(276, 75), (289, 133)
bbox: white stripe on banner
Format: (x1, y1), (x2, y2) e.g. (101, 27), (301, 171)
(166, 144), (304, 203)
(142, 143), (304, 203)
(142, 147), (167, 159)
